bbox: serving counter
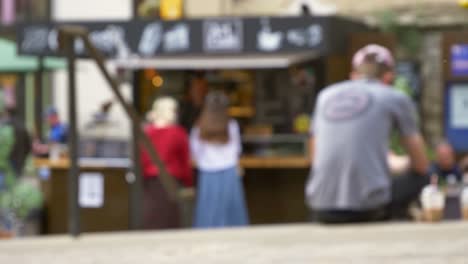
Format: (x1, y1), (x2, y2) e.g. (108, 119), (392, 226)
(35, 153), (310, 233)
(35, 158), (131, 234)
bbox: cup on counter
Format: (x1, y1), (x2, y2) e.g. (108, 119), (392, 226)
(49, 143), (68, 162)
(461, 187), (468, 220)
(461, 173), (468, 220)
(49, 143), (61, 162)
(420, 176), (445, 222)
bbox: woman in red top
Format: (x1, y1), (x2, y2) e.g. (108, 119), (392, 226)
(140, 97), (193, 229)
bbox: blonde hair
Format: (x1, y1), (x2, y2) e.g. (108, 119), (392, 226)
(147, 97), (178, 126)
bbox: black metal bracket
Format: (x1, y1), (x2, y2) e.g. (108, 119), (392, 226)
(57, 26), (192, 237)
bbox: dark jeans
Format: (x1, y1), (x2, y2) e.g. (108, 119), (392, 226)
(312, 172), (429, 224)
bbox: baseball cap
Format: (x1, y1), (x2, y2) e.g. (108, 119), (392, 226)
(45, 106), (58, 117)
(352, 44), (395, 69)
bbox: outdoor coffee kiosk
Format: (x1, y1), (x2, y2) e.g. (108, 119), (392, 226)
(19, 16), (367, 233)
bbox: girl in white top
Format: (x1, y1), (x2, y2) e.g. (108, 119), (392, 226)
(190, 91), (249, 228)
(190, 119), (241, 171)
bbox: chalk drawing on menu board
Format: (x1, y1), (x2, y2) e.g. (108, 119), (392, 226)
(451, 84), (468, 129)
(203, 19), (243, 52)
(163, 23), (189, 52)
(287, 24), (322, 48)
(257, 18), (283, 52)
(90, 25), (131, 58)
(139, 22), (163, 56)
(79, 173), (104, 208)
(21, 27), (49, 53)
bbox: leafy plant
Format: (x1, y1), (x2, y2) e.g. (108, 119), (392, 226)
(0, 182), (43, 220)
(0, 122), (42, 231)
(375, 10), (423, 58)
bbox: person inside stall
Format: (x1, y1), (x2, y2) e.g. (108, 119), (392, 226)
(431, 140), (463, 183)
(179, 71), (208, 132)
(140, 97), (193, 230)
(306, 44), (430, 223)
(32, 107), (68, 157)
(45, 107), (68, 145)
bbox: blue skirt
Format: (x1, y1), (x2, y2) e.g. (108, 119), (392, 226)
(194, 166), (249, 228)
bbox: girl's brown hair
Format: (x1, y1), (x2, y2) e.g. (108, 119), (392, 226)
(198, 91), (230, 143)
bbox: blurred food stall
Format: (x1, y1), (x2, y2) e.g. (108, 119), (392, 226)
(18, 15), (368, 230)
(124, 16), (367, 224)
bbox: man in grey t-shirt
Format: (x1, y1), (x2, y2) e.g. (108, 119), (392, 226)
(306, 44), (430, 223)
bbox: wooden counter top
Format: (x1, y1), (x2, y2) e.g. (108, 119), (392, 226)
(34, 158), (131, 169)
(35, 156), (310, 170)
(239, 156), (310, 169)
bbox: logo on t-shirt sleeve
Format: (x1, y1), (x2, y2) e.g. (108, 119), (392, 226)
(323, 90), (372, 121)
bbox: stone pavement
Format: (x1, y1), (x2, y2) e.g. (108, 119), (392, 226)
(1, 222), (468, 263)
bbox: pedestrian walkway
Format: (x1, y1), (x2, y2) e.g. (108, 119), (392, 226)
(1, 222), (467, 263)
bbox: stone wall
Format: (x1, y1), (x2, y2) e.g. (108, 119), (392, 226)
(419, 32), (444, 144)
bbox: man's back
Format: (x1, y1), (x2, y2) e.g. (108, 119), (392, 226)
(307, 79), (418, 210)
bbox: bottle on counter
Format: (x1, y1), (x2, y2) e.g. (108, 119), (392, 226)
(420, 175), (445, 222)
(444, 173), (462, 220)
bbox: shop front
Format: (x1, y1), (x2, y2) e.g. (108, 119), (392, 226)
(0, 37), (64, 159)
(18, 15), (368, 231)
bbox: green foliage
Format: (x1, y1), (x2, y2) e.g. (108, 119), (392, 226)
(391, 76), (434, 158)
(375, 10), (423, 57)
(0, 182), (43, 219)
(398, 28), (423, 56)
(0, 122), (43, 223)
(394, 76), (413, 97)
(378, 10), (399, 33)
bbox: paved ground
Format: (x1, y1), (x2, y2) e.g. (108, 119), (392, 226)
(1, 222), (468, 263)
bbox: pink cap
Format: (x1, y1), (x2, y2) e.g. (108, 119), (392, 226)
(352, 44), (395, 69)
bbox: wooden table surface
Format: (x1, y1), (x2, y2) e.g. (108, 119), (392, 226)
(35, 156), (311, 170)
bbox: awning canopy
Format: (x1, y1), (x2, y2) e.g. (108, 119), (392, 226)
(112, 52), (320, 70)
(0, 38), (66, 72)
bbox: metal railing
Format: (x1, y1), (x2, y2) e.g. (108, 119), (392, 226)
(57, 26), (194, 237)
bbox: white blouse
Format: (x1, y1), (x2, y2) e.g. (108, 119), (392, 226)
(190, 120), (242, 171)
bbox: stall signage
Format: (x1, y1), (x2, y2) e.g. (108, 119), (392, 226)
(451, 44), (468, 76)
(79, 173), (104, 208)
(16, 16), (346, 58)
(203, 18), (243, 53)
(445, 83), (468, 152)
(450, 84), (468, 129)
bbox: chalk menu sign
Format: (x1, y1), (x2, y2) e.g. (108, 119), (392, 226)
(451, 44), (468, 77)
(17, 16), (362, 58)
(445, 83), (468, 151)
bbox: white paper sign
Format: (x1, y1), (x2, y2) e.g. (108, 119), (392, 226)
(79, 173), (104, 208)
(451, 85), (468, 129)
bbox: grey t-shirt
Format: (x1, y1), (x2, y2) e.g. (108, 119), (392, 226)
(306, 79), (418, 210)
